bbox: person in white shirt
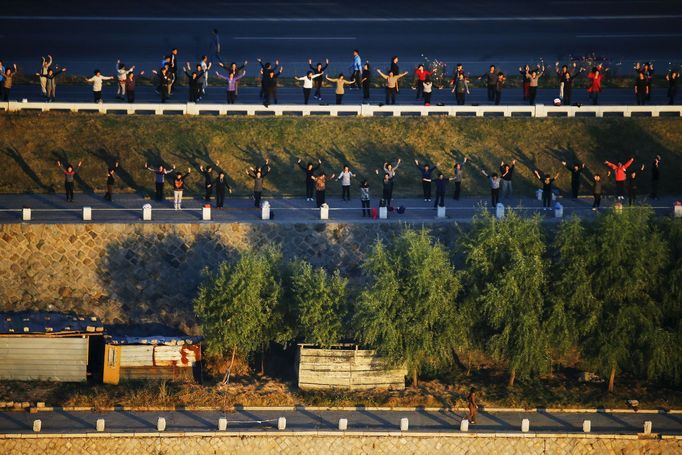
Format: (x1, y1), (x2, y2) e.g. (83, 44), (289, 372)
(85, 70), (114, 103)
(39, 55), (53, 98)
(294, 71), (322, 105)
(199, 55), (212, 98)
(336, 165), (356, 201)
(115, 60), (135, 99)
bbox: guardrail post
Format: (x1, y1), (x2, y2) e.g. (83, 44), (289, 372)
(202, 205), (211, 221)
(186, 102), (198, 115)
(643, 421), (652, 435)
(338, 418), (348, 431)
(157, 417), (166, 432)
(320, 203), (329, 220)
(142, 204), (152, 221)
(96, 418), (106, 432)
(33, 420), (42, 432)
(460, 419), (469, 432)
(82, 206), (92, 221)
(582, 420), (591, 433)
(674, 202), (682, 218)
(22, 208), (31, 221)
(218, 418), (227, 431)
(277, 417), (286, 430)
(554, 203), (563, 218)
(400, 418), (409, 432)
(534, 104), (547, 118)
(437, 206), (446, 218)
(495, 203), (505, 219)
(521, 418), (530, 433)
(261, 201), (270, 220)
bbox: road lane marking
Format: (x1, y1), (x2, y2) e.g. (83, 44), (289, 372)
(234, 36), (356, 40)
(576, 33), (682, 38)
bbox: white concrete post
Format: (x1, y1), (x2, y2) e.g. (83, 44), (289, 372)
(320, 203), (329, 220)
(400, 418), (409, 432)
(22, 208), (31, 221)
(338, 418), (348, 431)
(82, 207), (92, 221)
(460, 419), (469, 432)
(218, 418), (227, 431)
(142, 204), (152, 221)
(379, 206), (388, 219)
(521, 418), (530, 433)
(554, 203), (563, 218)
(614, 202), (623, 214)
(96, 419), (106, 432)
(202, 206), (211, 221)
(674, 203), (682, 218)
(157, 417), (166, 432)
(261, 201), (270, 220)
(643, 421), (652, 435)
(437, 206), (446, 218)
(495, 203), (505, 219)
(277, 417), (286, 430)
(582, 420), (591, 433)
(33, 420), (41, 432)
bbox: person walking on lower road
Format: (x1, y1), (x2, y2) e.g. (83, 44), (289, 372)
(311, 171), (334, 208)
(478, 65), (497, 103)
(635, 71), (649, 105)
(115, 60), (135, 100)
(297, 159), (322, 201)
(525, 65), (544, 106)
(666, 69), (678, 105)
(415, 64), (433, 100)
(433, 173), (454, 208)
(467, 387), (478, 424)
(37, 66), (67, 102)
(500, 160), (515, 199)
(361, 62), (371, 102)
(337, 166), (355, 201)
(452, 72), (469, 105)
(592, 174), (603, 211)
(494, 72), (505, 105)
(534, 169), (560, 211)
(145, 163), (175, 201)
(104, 161), (119, 201)
(453, 158), (468, 200)
(326, 74), (354, 105)
(604, 157), (634, 201)
(56, 159), (82, 202)
(377, 69), (408, 105)
(350, 49), (362, 89)
(294, 71), (322, 105)
(247, 162), (270, 208)
(85, 70), (113, 103)
(200, 162), (220, 202)
(587, 65), (607, 105)
(561, 161), (586, 199)
(124, 69), (144, 103)
(480, 169), (501, 206)
(172, 168), (191, 210)
(650, 155), (661, 199)
(308, 58), (329, 100)
(414, 159), (438, 202)
(38, 55), (52, 98)
(2, 64), (17, 101)
(216, 69), (246, 104)
(360, 180), (371, 217)
(214, 171), (232, 209)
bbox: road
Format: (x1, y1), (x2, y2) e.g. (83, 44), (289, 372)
(1, 0), (681, 78)
(0, 193), (678, 224)
(5, 85), (680, 107)
(0, 408), (680, 434)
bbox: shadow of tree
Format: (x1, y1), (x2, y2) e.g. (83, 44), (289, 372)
(90, 146), (142, 195)
(2, 146), (55, 193)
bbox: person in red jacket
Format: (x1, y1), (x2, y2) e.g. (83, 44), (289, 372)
(604, 157), (634, 200)
(587, 64), (608, 105)
(414, 64), (432, 100)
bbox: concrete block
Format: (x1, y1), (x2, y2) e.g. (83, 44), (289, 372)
(674, 203), (682, 218)
(460, 419), (469, 432)
(437, 206), (446, 218)
(496, 203), (505, 219)
(261, 201), (270, 220)
(554, 203), (563, 218)
(643, 421), (652, 434)
(157, 417), (166, 432)
(379, 206), (387, 219)
(400, 418), (409, 432)
(338, 418), (347, 431)
(582, 420), (591, 433)
(521, 418), (530, 433)
(218, 418), (227, 431)
(142, 204), (152, 221)
(320, 203), (329, 220)
(202, 206), (211, 221)
(82, 207), (92, 221)
(22, 208), (31, 221)
(278, 417), (286, 430)
(96, 419), (105, 432)
(33, 420), (41, 432)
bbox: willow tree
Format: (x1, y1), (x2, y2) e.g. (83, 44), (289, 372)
(193, 246), (285, 383)
(354, 228), (463, 387)
(583, 208), (667, 392)
(463, 210), (550, 387)
(289, 260), (349, 348)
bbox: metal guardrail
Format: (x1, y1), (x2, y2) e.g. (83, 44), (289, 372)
(2, 101), (682, 117)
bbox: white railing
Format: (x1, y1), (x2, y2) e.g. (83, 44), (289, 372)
(2, 101), (681, 117)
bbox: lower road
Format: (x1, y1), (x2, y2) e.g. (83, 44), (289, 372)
(0, 408), (680, 435)
(0, 194), (679, 224)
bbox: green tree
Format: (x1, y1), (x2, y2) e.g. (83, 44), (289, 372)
(193, 246), (285, 383)
(289, 260), (349, 347)
(583, 208), (667, 392)
(463, 210), (550, 387)
(354, 227), (463, 387)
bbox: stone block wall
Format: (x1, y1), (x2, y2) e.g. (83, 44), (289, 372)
(0, 223), (460, 334)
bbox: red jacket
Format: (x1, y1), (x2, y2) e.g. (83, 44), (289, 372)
(587, 72), (604, 93)
(606, 158), (634, 182)
(415, 69), (432, 81)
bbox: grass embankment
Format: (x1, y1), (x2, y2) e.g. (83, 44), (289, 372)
(1, 114), (681, 198)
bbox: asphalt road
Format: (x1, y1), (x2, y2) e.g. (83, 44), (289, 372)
(1, 0), (681, 78)
(0, 408), (680, 434)
(0, 193), (678, 224)
(5, 85), (680, 106)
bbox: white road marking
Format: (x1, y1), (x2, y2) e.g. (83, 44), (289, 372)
(577, 33), (682, 38)
(234, 36), (356, 40)
(1, 14), (681, 22)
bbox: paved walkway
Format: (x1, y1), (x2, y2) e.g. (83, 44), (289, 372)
(0, 193), (679, 224)
(0, 408), (680, 435)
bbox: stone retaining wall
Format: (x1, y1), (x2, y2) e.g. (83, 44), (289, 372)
(0, 432), (678, 455)
(0, 223), (459, 334)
